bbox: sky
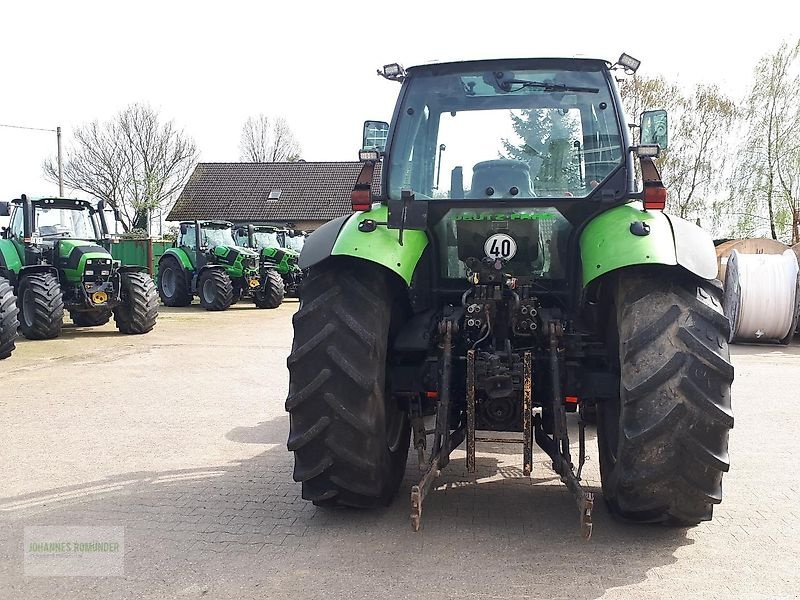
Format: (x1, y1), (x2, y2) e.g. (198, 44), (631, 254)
(0, 0), (798, 225)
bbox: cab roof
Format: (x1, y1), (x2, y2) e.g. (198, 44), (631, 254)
(406, 57), (611, 75)
(181, 219), (232, 228)
(11, 196), (94, 208)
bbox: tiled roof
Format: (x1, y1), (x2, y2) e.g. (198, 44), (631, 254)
(167, 161), (382, 222)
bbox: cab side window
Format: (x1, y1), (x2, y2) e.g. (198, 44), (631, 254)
(182, 225), (197, 250)
(9, 208), (24, 239)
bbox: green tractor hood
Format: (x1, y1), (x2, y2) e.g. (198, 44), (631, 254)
(57, 239), (113, 283)
(210, 245), (259, 278)
(261, 246), (300, 275)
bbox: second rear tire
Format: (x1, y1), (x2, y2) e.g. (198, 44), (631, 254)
(597, 271), (734, 525)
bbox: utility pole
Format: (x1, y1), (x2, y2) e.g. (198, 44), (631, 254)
(0, 122), (64, 195)
(56, 126), (64, 196)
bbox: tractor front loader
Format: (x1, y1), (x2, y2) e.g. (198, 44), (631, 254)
(0, 195), (158, 340)
(285, 54), (733, 539)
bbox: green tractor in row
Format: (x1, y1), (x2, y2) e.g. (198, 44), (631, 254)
(0, 275), (19, 359)
(233, 224), (304, 298)
(285, 55), (734, 538)
(157, 219), (284, 310)
(0, 195), (158, 339)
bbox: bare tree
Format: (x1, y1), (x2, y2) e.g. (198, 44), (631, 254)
(731, 40), (800, 242)
(618, 74), (683, 129)
(619, 75), (737, 224)
(667, 85), (737, 221)
(239, 114), (301, 162)
(44, 103), (198, 232)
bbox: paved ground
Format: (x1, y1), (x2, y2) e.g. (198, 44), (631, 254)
(0, 302), (798, 599)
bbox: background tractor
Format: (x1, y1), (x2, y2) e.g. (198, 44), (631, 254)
(233, 224), (303, 297)
(285, 55), (734, 538)
(0, 275), (18, 359)
(0, 195), (158, 339)
(157, 220), (283, 310)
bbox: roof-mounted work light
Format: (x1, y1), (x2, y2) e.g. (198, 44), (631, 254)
(614, 53), (641, 74)
(378, 63), (406, 81)
(358, 149), (380, 162)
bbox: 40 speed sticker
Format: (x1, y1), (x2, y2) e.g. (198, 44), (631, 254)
(484, 233), (517, 260)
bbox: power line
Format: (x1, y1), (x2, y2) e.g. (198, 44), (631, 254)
(0, 123), (64, 195)
(0, 123), (56, 133)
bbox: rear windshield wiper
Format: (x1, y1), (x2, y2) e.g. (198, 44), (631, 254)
(501, 79), (599, 94)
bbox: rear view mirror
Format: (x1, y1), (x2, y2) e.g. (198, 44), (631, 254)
(179, 223), (189, 235)
(640, 110), (668, 149)
(0, 201), (9, 217)
(363, 120), (389, 153)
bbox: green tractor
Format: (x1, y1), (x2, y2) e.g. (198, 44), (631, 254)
(285, 55), (734, 538)
(157, 219), (283, 310)
(233, 224), (303, 297)
(0, 195), (158, 339)
(0, 275), (19, 359)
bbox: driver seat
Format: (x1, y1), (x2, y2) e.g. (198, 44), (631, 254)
(468, 160), (534, 199)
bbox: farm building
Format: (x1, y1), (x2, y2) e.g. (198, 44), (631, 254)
(168, 161), (382, 231)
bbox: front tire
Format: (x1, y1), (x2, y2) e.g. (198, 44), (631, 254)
(198, 269), (233, 311)
(18, 273), (64, 340)
(597, 272), (734, 525)
(70, 308), (112, 327)
(286, 260), (410, 508)
(114, 272), (159, 334)
(157, 257), (192, 307)
(254, 269), (284, 309)
(0, 277), (19, 359)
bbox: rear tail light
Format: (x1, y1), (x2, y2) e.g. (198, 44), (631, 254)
(643, 185), (667, 211)
(351, 186), (372, 212)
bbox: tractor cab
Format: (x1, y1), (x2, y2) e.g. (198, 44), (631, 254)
(232, 224), (281, 251)
(177, 220), (258, 270)
(279, 229), (306, 253)
(1, 196), (111, 269)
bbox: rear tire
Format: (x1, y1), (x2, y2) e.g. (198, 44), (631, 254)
(157, 257), (192, 307)
(0, 277), (19, 359)
(18, 273), (64, 340)
(114, 272), (159, 334)
(254, 269), (284, 309)
(198, 269), (233, 311)
(70, 308), (112, 327)
(286, 260), (410, 508)
(597, 272), (734, 525)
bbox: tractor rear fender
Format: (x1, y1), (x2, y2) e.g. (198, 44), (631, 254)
(159, 247), (196, 291)
(159, 247), (194, 271)
(580, 203), (717, 288)
(299, 206), (428, 286)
